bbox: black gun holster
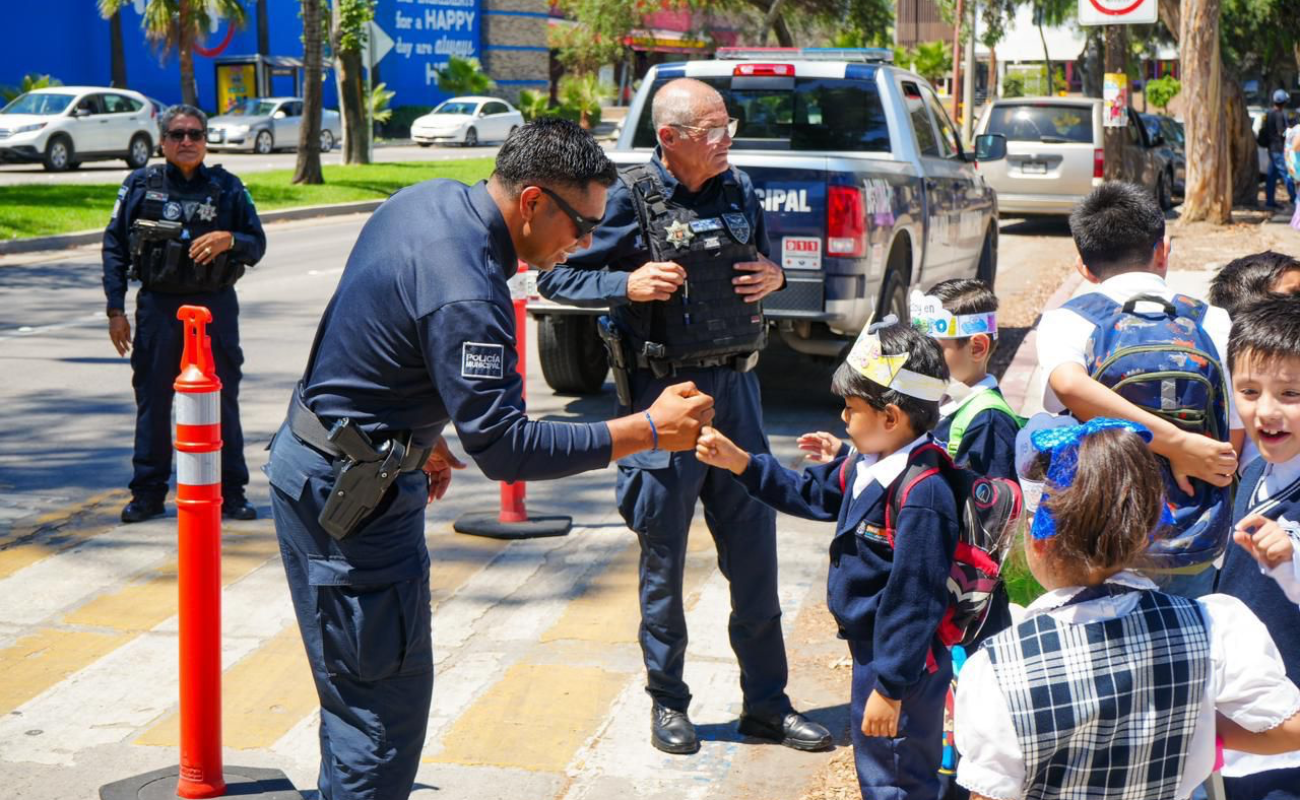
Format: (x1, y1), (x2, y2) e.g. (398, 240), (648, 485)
(287, 387), (431, 540)
(596, 315), (633, 408)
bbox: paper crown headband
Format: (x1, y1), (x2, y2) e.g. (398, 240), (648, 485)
(845, 316), (948, 402)
(910, 291), (997, 340)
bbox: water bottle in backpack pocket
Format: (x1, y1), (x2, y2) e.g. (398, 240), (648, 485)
(1063, 292), (1232, 566)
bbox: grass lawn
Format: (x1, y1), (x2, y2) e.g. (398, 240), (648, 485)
(0, 159), (495, 241)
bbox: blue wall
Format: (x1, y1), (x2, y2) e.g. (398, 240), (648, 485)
(1, 0), (481, 112)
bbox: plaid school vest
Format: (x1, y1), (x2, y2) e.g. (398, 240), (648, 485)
(986, 588), (1210, 800)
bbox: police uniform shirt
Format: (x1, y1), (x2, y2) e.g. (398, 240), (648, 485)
(102, 162), (266, 311)
(536, 151), (773, 308)
(301, 179), (611, 482)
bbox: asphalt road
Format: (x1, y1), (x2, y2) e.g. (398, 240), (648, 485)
(0, 142), (502, 186)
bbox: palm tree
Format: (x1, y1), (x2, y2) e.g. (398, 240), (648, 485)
(559, 73), (613, 130)
(98, 0), (248, 106)
(912, 41), (953, 88)
(435, 57), (496, 96)
(108, 7), (127, 88)
(294, 0), (324, 185)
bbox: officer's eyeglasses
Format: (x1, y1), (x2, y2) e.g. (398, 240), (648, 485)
(671, 118), (739, 145)
(538, 186), (602, 238)
(166, 128), (206, 143)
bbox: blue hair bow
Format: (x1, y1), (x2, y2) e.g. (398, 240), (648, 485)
(1029, 417), (1172, 540)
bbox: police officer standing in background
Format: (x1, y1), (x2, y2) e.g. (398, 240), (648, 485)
(538, 79), (832, 755)
(103, 104), (265, 524)
(266, 119), (715, 800)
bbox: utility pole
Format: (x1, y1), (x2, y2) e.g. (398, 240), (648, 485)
(950, 0), (965, 124)
(1103, 25), (1127, 181)
(962, 1), (977, 144)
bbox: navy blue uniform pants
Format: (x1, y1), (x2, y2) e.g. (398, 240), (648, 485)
(1225, 767), (1300, 800)
(615, 365), (791, 718)
(847, 638), (950, 800)
(129, 288), (248, 502)
(266, 429), (434, 800)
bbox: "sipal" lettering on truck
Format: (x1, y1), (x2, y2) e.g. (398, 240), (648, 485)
(753, 187), (812, 213)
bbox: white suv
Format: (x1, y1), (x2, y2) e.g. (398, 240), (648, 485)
(0, 86), (157, 172)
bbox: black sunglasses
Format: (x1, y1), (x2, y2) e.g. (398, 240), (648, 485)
(166, 128), (206, 142)
(538, 186), (602, 237)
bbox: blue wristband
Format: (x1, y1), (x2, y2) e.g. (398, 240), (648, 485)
(644, 411), (659, 452)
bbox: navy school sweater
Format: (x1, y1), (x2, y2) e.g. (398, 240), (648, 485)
(736, 445), (959, 699)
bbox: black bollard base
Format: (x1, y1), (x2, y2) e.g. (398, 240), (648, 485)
(100, 765), (302, 800)
(453, 511), (573, 540)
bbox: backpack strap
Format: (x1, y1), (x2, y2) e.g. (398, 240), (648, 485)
(1061, 292), (1120, 328)
(884, 443), (953, 545)
(1169, 293), (1209, 325)
(945, 390), (1025, 458)
(838, 451), (859, 495)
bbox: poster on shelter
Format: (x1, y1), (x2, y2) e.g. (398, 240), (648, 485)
(1103, 72), (1128, 127)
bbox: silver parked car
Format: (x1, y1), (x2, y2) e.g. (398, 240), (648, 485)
(206, 97), (340, 154)
(974, 97), (1175, 215)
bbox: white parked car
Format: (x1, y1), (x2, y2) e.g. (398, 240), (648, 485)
(207, 97), (341, 154)
(410, 97), (523, 147)
(0, 86), (156, 172)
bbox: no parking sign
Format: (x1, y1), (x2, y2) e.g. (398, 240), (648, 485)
(1078, 0), (1158, 25)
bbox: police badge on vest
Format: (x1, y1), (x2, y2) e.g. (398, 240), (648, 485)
(128, 166), (245, 294)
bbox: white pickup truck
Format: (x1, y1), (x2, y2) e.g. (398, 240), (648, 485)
(528, 48), (1007, 394)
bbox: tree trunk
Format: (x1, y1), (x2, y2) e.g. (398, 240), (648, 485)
(109, 9), (127, 89)
(1103, 26), (1127, 181)
(294, 0), (324, 185)
(771, 13), (794, 47)
(951, 0), (964, 122)
(257, 0), (270, 56)
(758, 0), (790, 46)
(338, 49), (368, 164)
(1224, 74), (1258, 205)
(179, 1), (197, 107)
(1037, 16), (1054, 95)
(1180, 0), (1231, 223)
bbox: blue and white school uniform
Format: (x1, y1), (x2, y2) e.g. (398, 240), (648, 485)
(954, 572), (1299, 800)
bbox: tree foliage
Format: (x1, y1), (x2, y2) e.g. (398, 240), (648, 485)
(1145, 75), (1181, 112)
(435, 57), (495, 96)
(516, 89), (552, 123)
(911, 40), (953, 85)
(559, 73), (615, 129)
(0, 74), (63, 103)
(331, 0), (373, 54)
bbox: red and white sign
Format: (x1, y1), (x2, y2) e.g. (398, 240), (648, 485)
(782, 237), (822, 270)
(1079, 0), (1157, 26)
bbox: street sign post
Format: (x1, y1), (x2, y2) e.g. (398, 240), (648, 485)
(1079, 0), (1158, 26)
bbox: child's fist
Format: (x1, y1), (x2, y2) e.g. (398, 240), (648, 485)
(1235, 514), (1297, 570)
(861, 689), (902, 738)
(797, 431), (843, 464)
(695, 426), (750, 474)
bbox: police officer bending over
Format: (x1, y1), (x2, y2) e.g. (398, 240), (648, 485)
(537, 79), (832, 755)
(103, 103), (265, 524)
(266, 119), (714, 800)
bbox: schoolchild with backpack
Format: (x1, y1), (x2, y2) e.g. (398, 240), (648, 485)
(1038, 181), (1242, 597)
(695, 319), (1022, 800)
(954, 419), (1300, 800)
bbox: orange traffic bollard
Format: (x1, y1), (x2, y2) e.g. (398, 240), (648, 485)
(455, 263), (572, 539)
(173, 305), (226, 799)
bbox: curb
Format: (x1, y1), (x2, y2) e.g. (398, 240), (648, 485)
(0, 199), (384, 257)
(999, 269), (1085, 415)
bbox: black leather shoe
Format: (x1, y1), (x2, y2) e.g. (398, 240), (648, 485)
(651, 702), (699, 754)
(223, 497), (257, 521)
(738, 710), (833, 752)
(121, 498), (165, 524)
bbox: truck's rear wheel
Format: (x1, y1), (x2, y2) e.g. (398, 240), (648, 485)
(878, 244), (910, 323)
(537, 314), (609, 395)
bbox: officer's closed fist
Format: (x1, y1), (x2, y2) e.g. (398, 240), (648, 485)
(627, 261), (686, 302)
(647, 381), (715, 450)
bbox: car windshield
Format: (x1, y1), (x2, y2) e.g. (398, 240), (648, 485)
(984, 103), (1094, 144)
(1, 92), (75, 115)
(435, 102), (478, 115)
(226, 100), (279, 117)
(632, 75), (890, 152)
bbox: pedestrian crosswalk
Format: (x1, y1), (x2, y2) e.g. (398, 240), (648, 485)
(0, 487), (841, 799)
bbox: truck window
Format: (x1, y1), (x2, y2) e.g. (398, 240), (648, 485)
(901, 81), (939, 157)
(984, 103), (1094, 144)
(631, 76), (889, 152)
(921, 85), (961, 158)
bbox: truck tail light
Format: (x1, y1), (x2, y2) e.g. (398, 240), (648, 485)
(1094, 148), (1104, 179)
(827, 185), (867, 258)
(733, 64), (795, 77)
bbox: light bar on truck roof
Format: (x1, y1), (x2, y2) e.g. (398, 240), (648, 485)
(715, 47), (893, 64)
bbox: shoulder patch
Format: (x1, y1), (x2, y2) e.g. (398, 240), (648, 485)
(461, 342), (505, 380)
(117, 186), (128, 199)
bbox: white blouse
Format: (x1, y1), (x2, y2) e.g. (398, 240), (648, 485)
(954, 572), (1300, 800)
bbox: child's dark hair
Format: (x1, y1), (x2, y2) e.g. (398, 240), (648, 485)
(1024, 427), (1165, 576)
(928, 277), (1000, 357)
(831, 321), (949, 433)
(1209, 251), (1300, 318)
(1227, 295), (1300, 373)
(1068, 182), (1166, 279)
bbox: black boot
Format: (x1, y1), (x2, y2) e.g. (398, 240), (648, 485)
(651, 702), (699, 755)
(738, 710), (833, 752)
(223, 496), (257, 521)
(121, 498), (165, 524)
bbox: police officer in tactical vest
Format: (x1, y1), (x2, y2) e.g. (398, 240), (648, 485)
(103, 104), (265, 524)
(538, 79), (832, 755)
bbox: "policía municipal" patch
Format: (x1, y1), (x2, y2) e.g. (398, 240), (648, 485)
(461, 342), (505, 380)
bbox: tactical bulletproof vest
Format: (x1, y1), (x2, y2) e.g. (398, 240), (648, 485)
(131, 166), (244, 294)
(620, 164), (766, 363)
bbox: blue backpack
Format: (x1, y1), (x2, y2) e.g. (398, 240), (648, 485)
(1064, 292), (1232, 567)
